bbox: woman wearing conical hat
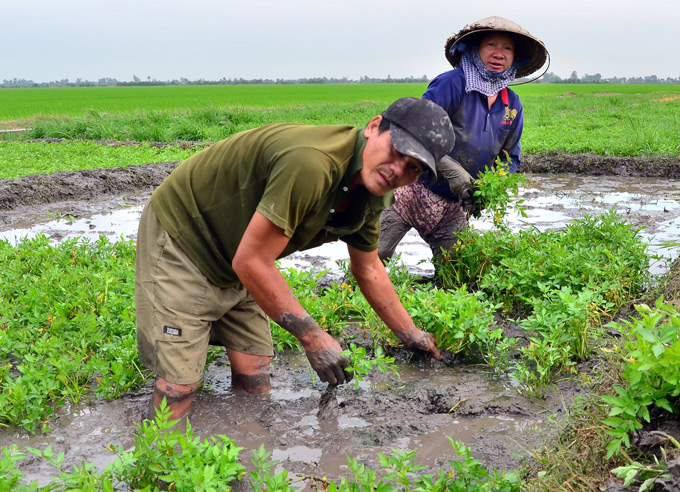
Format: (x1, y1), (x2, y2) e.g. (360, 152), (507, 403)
(378, 16), (550, 277)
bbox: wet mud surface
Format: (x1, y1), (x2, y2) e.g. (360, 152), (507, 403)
(3, 346), (590, 489)
(2, 144), (680, 488)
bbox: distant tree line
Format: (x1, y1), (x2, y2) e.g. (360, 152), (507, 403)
(1, 72), (678, 88)
(530, 71), (679, 84)
(0, 74), (431, 88)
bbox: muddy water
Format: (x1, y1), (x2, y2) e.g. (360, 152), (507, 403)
(2, 353), (557, 490)
(2, 173), (680, 489)
(2, 174), (678, 276)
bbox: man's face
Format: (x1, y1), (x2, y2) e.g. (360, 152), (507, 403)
(359, 116), (425, 196)
(478, 32), (515, 72)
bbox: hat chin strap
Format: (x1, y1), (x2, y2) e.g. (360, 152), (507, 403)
(500, 87), (509, 106)
(510, 52), (551, 86)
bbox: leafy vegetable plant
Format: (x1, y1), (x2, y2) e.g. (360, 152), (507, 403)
(0, 234), (147, 432)
(472, 157), (527, 230)
(341, 343), (400, 390)
(601, 297), (680, 459)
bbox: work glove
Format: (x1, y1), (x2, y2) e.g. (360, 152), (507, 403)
(435, 156), (484, 217)
(462, 183), (485, 218)
(435, 155), (475, 203)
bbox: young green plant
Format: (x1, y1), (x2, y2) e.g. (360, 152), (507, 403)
(341, 343), (400, 390)
(473, 156), (527, 229)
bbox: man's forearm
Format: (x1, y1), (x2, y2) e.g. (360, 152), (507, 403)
(348, 246), (440, 359)
(234, 257), (312, 331)
(351, 262), (417, 342)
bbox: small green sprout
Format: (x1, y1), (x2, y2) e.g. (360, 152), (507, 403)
(341, 343), (400, 390)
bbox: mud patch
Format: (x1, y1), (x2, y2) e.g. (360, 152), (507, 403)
(521, 152), (680, 178)
(1, 346), (591, 489)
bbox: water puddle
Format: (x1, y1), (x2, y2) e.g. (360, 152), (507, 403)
(3, 174), (677, 276)
(2, 347), (562, 488)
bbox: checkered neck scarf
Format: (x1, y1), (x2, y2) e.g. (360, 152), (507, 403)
(459, 44), (517, 97)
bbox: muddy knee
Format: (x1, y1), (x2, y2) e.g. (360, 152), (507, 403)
(151, 377), (199, 420)
(228, 349), (272, 394)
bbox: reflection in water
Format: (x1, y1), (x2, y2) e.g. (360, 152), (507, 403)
(2, 174), (678, 278)
(272, 445), (322, 464)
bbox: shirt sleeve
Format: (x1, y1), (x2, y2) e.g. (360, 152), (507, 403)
(422, 70), (465, 116)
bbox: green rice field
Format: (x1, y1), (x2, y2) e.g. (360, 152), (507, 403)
(1, 83), (678, 118)
(0, 84), (429, 120)
(1, 83), (678, 164)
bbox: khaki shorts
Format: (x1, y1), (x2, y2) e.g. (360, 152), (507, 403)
(135, 200), (273, 385)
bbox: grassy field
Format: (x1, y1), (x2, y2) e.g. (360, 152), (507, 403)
(1, 83), (678, 119)
(0, 84), (429, 120)
(1, 83), (678, 161)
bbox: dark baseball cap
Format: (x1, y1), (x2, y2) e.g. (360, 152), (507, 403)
(381, 97), (455, 180)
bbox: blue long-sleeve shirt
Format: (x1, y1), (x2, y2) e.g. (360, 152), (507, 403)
(421, 68), (523, 200)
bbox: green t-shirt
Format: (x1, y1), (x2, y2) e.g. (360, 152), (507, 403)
(151, 123), (394, 288)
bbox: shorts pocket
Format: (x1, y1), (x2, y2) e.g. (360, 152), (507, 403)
(154, 314), (210, 384)
(152, 231), (210, 316)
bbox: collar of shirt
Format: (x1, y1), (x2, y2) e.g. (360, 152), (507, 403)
(340, 129), (395, 211)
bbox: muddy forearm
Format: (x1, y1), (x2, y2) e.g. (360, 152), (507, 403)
(362, 290), (421, 345)
(279, 312), (323, 343)
(351, 260), (417, 342)
(350, 252), (439, 358)
(234, 260), (326, 349)
(234, 256), (311, 329)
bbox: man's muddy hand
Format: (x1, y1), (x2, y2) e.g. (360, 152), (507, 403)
(400, 329), (442, 360)
(279, 312), (353, 385)
(303, 330), (353, 385)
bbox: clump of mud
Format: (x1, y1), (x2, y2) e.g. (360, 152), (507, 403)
(0, 161), (177, 212)
(521, 152), (680, 178)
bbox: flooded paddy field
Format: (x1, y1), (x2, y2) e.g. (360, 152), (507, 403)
(2, 172), (678, 277)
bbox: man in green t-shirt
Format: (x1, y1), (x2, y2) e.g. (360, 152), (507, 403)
(135, 97), (455, 420)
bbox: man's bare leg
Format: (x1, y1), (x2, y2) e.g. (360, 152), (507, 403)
(147, 351), (271, 420)
(149, 377), (200, 420)
(227, 349), (272, 394)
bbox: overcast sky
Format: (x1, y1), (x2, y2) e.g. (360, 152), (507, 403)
(3, 0), (678, 83)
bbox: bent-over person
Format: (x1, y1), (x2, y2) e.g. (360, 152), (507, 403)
(135, 97), (455, 420)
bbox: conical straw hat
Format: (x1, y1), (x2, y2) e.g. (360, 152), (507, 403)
(444, 16), (550, 81)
